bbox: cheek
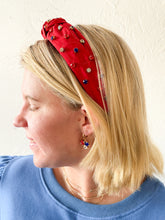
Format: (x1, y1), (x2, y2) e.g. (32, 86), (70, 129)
(27, 111), (84, 167)
(30, 117), (58, 143)
(28, 112), (79, 149)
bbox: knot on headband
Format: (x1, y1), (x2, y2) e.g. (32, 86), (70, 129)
(41, 18), (106, 110)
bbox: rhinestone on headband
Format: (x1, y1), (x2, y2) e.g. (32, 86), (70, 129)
(58, 25), (63, 30)
(80, 39), (85, 44)
(74, 48), (79, 53)
(60, 48), (65, 52)
(51, 36), (55, 40)
(64, 34), (69, 39)
(70, 63), (76, 68)
(83, 79), (88, 84)
(89, 55), (94, 60)
(86, 68), (91, 73)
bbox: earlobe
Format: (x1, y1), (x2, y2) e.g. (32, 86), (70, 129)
(83, 123), (94, 136)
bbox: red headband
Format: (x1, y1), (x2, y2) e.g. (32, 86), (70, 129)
(41, 18), (105, 109)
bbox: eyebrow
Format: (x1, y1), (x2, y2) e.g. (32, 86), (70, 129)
(25, 95), (40, 102)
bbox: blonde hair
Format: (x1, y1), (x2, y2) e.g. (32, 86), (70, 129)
(21, 24), (163, 196)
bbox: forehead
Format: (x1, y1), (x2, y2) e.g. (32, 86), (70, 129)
(21, 69), (68, 108)
(22, 68), (45, 89)
(22, 69), (48, 95)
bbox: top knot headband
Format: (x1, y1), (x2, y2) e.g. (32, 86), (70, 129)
(41, 18), (105, 110)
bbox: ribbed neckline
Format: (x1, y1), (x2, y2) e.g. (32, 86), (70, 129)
(40, 168), (160, 218)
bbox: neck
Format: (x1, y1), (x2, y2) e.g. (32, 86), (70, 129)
(54, 166), (100, 202)
(53, 166), (135, 204)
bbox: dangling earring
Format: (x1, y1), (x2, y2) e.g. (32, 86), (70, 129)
(80, 135), (90, 149)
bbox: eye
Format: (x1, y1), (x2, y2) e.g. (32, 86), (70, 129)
(29, 107), (39, 111)
(29, 104), (39, 111)
(29, 106), (39, 111)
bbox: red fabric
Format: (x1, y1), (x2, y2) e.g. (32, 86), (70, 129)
(41, 18), (105, 109)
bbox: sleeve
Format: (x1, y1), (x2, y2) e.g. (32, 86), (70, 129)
(0, 156), (17, 181)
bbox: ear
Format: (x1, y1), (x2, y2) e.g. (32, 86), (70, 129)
(80, 106), (96, 136)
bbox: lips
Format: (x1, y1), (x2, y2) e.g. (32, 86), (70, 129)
(27, 136), (38, 150)
(27, 136), (34, 141)
(29, 140), (36, 144)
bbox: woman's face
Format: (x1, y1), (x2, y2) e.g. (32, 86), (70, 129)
(14, 69), (87, 168)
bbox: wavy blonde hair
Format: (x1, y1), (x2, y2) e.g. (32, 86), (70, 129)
(21, 24), (163, 196)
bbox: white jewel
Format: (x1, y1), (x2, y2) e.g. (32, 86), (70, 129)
(58, 25), (63, 30)
(86, 68), (91, 73)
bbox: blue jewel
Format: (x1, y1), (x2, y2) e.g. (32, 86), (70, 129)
(85, 142), (89, 146)
(51, 36), (55, 40)
(74, 48), (78, 53)
(83, 79), (88, 84)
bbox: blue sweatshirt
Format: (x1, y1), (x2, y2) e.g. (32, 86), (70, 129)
(0, 155), (165, 219)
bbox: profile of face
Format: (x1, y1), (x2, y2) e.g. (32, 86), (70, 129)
(13, 69), (89, 168)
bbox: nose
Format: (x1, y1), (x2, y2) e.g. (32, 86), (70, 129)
(13, 113), (28, 128)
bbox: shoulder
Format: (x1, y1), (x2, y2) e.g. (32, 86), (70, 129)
(150, 177), (165, 205)
(0, 155), (33, 181)
(142, 177), (165, 216)
(0, 156), (17, 180)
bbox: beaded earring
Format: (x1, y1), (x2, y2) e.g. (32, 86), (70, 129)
(80, 135), (90, 149)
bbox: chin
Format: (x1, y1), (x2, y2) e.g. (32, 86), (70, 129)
(32, 156), (49, 168)
(32, 155), (60, 168)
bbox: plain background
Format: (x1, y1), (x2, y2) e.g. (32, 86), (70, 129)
(0, 0), (165, 173)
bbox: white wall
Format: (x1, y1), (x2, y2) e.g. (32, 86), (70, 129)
(0, 0), (165, 170)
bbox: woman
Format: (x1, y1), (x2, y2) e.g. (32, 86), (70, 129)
(0, 18), (165, 219)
